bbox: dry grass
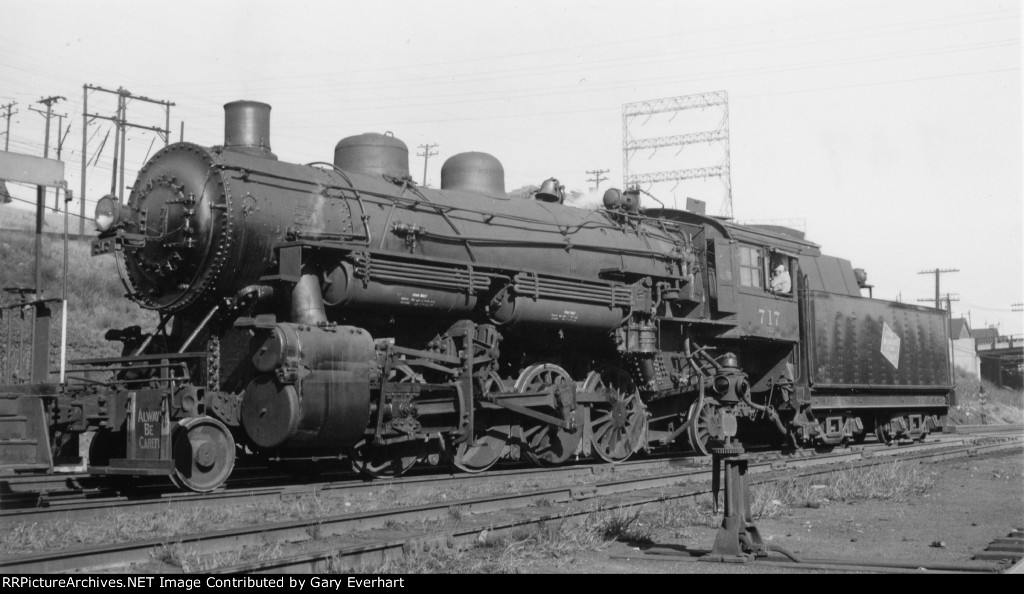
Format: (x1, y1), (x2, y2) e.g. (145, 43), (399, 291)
(344, 516), (607, 574)
(332, 505), (663, 574)
(0, 504), (244, 556)
(0, 205), (157, 365)
(150, 538), (283, 572)
(751, 460), (937, 519)
(337, 461), (938, 573)
(949, 368), (1024, 425)
(0, 478), (538, 557)
(0, 458), (936, 571)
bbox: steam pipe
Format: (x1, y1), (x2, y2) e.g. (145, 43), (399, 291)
(658, 377), (705, 445)
(292, 272), (328, 325)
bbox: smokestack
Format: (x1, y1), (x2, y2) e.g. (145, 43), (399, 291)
(224, 100), (276, 159)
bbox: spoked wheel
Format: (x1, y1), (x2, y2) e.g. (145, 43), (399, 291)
(451, 420), (513, 473)
(584, 366), (647, 463)
(452, 373), (511, 473)
(686, 400), (720, 456)
(516, 364), (582, 466)
(350, 439), (421, 479)
(171, 416), (236, 492)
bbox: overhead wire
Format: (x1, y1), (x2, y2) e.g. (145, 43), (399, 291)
(0, 2), (1016, 197)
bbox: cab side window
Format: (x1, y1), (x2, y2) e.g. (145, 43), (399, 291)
(769, 253), (793, 295)
(738, 245), (763, 288)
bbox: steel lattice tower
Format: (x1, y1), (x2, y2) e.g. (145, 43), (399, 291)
(622, 90), (733, 217)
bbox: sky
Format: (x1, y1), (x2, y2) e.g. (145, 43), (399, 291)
(1, 0), (1021, 334)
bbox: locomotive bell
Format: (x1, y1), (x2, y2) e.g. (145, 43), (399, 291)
(535, 178), (565, 203)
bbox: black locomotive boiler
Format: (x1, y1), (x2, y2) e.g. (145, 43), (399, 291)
(0, 101), (952, 491)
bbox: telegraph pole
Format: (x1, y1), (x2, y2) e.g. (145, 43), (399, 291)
(0, 102), (17, 151)
(916, 292), (959, 310)
(81, 84), (174, 204)
(417, 143), (438, 187)
(586, 168), (609, 191)
(80, 86), (87, 234)
(27, 96), (65, 292)
(30, 95), (66, 213)
(30, 96), (66, 158)
(52, 115), (71, 211)
(917, 268), (958, 310)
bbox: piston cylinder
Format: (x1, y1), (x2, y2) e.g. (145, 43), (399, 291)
(241, 323), (375, 452)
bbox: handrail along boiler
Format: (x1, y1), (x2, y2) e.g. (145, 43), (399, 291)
(0, 101), (952, 491)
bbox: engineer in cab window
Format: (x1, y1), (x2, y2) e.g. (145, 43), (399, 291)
(770, 262), (791, 294)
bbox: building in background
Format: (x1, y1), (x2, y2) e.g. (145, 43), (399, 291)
(975, 327), (1024, 390)
(950, 318), (980, 378)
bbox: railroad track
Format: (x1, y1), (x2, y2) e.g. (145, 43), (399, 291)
(5, 424), (1016, 496)
(0, 453), (705, 526)
(1, 432), (1019, 574)
(0, 429), (1011, 525)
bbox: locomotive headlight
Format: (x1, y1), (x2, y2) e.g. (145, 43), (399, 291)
(713, 376), (731, 395)
(94, 194), (129, 233)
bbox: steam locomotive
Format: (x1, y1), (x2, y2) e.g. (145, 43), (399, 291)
(0, 101), (952, 491)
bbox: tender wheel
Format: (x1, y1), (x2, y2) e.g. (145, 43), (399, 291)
(516, 364), (582, 466)
(350, 439), (421, 478)
(584, 366), (647, 463)
(172, 416), (235, 492)
(875, 419), (896, 445)
(451, 373), (511, 473)
(686, 400), (720, 456)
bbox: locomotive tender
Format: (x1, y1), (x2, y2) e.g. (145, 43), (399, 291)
(0, 101), (951, 491)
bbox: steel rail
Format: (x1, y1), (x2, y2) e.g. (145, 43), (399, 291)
(0, 430), (989, 523)
(5, 426), (1014, 494)
(1, 435), (1018, 574)
(0, 452), (709, 526)
(209, 437), (1022, 574)
(0, 430), (1008, 525)
(616, 548), (1001, 574)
